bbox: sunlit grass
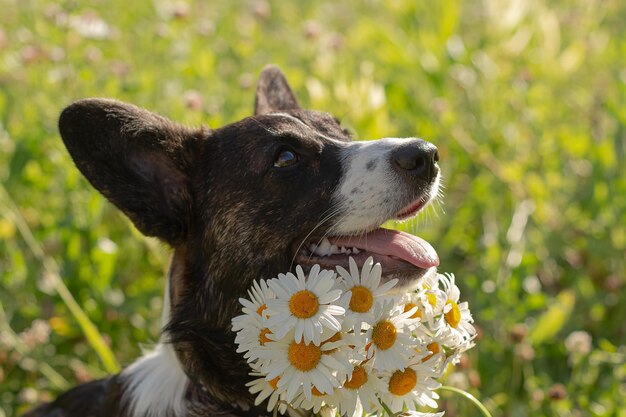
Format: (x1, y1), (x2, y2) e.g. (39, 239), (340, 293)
(1, 0), (625, 416)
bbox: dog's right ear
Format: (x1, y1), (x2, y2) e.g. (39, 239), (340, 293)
(254, 65), (301, 115)
(59, 99), (203, 245)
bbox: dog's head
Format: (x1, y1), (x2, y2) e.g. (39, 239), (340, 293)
(58, 65), (440, 407)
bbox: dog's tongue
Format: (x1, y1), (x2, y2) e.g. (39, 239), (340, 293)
(330, 228), (439, 269)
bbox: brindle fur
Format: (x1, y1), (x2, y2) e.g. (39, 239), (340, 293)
(25, 66), (353, 417)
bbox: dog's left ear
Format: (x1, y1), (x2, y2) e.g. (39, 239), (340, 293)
(254, 65), (301, 115)
(59, 98), (202, 245)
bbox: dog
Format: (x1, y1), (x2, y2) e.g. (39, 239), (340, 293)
(24, 65), (441, 417)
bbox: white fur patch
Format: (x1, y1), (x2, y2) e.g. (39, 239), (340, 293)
(122, 343), (189, 417)
(121, 281), (189, 417)
(333, 138), (414, 234)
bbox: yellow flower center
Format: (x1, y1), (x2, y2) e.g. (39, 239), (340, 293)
(445, 300), (461, 328)
(288, 341), (322, 371)
(322, 332), (342, 354)
(403, 303), (421, 319)
(349, 286), (374, 313)
(372, 320), (397, 350)
(389, 368), (417, 396)
(258, 328), (272, 346)
(256, 304), (268, 317)
(426, 292), (437, 307)
(268, 376), (280, 390)
(289, 290), (319, 318)
(422, 342), (440, 362)
(344, 365), (368, 389)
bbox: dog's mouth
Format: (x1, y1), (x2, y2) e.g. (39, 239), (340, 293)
(295, 198), (439, 290)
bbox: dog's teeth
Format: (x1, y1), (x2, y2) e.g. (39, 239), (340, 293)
(311, 240), (360, 257)
(318, 238), (331, 256)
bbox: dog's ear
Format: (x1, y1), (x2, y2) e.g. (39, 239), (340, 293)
(254, 65), (300, 115)
(59, 98), (203, 245)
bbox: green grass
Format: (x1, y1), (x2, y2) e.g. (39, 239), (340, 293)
(1, 0), (625, 416)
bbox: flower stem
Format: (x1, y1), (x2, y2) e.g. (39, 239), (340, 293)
(379, 400), (395, 417)
(439, 385), (493, 417)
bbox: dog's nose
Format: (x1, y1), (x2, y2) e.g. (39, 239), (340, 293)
(391, 140), (439, 181)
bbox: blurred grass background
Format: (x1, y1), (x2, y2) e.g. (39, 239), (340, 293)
(0, 0), (624, 416)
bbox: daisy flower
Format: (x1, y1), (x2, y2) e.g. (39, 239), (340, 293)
(232, 279), (276, 363)
(379, 357), (441, 411)
(400, 288), (444, 331)
(232, 314), (274, 364)
(258, 330), (350, 403)
(266, 265), (344, 345)
(232, 259), (479, 417)
(336, 257), (398, 332)
(438, 330), (476, 373)
(234, 279), (275, 321)
(246, 371), (289, 414)
(365, 301), (419, 372)
(319, 326), (362, 383)
(298, 385), (344, 414)
(413, 337), (448, 378)
(434, 273), (476, 348)
(416, 268), (440, 292)
(336, 362), (386, 417)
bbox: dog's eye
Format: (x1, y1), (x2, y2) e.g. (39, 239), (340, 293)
(274, 149), (299, 168)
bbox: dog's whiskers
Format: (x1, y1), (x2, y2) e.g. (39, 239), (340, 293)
(289, 205), (344, 270)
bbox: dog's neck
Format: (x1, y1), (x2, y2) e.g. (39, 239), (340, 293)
(120, 251), (262, 417)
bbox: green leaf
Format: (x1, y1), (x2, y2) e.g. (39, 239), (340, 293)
(529, 289), (576, 346)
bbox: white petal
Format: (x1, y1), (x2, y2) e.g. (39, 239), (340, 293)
(319, 354), (344, 371)
(451, 285), (460, 301)
(349, 257), (360, 282)
(268, 280), (290, 300)
(311, 324), (322, 345)
(369, 263), (382, 288)
(311, 368), (335, 392)
(318, 289), (342, 304)
(307, 264), (321, 286)
(376, 278), (398, 295)
(266, 361), (289, 379)
(286, 376), (301, 402)
(336, 265), (352, 283)
(351, 397), (363, 417)
(239, 298), (256, 310)
(318, 269), (337, 283)
(318, 312), (342, 331)
(321, 304), (345, 316)
(304, 320), (315, 344)
(282, 274), (301, 294)
(295, 321), (304, 343)
(361, 256), (374, 283)
(296, 265), (307, 282)
(313, 275), (335, 295)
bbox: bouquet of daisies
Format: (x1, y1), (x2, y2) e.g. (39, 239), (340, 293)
(232, 257), (476, 417)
